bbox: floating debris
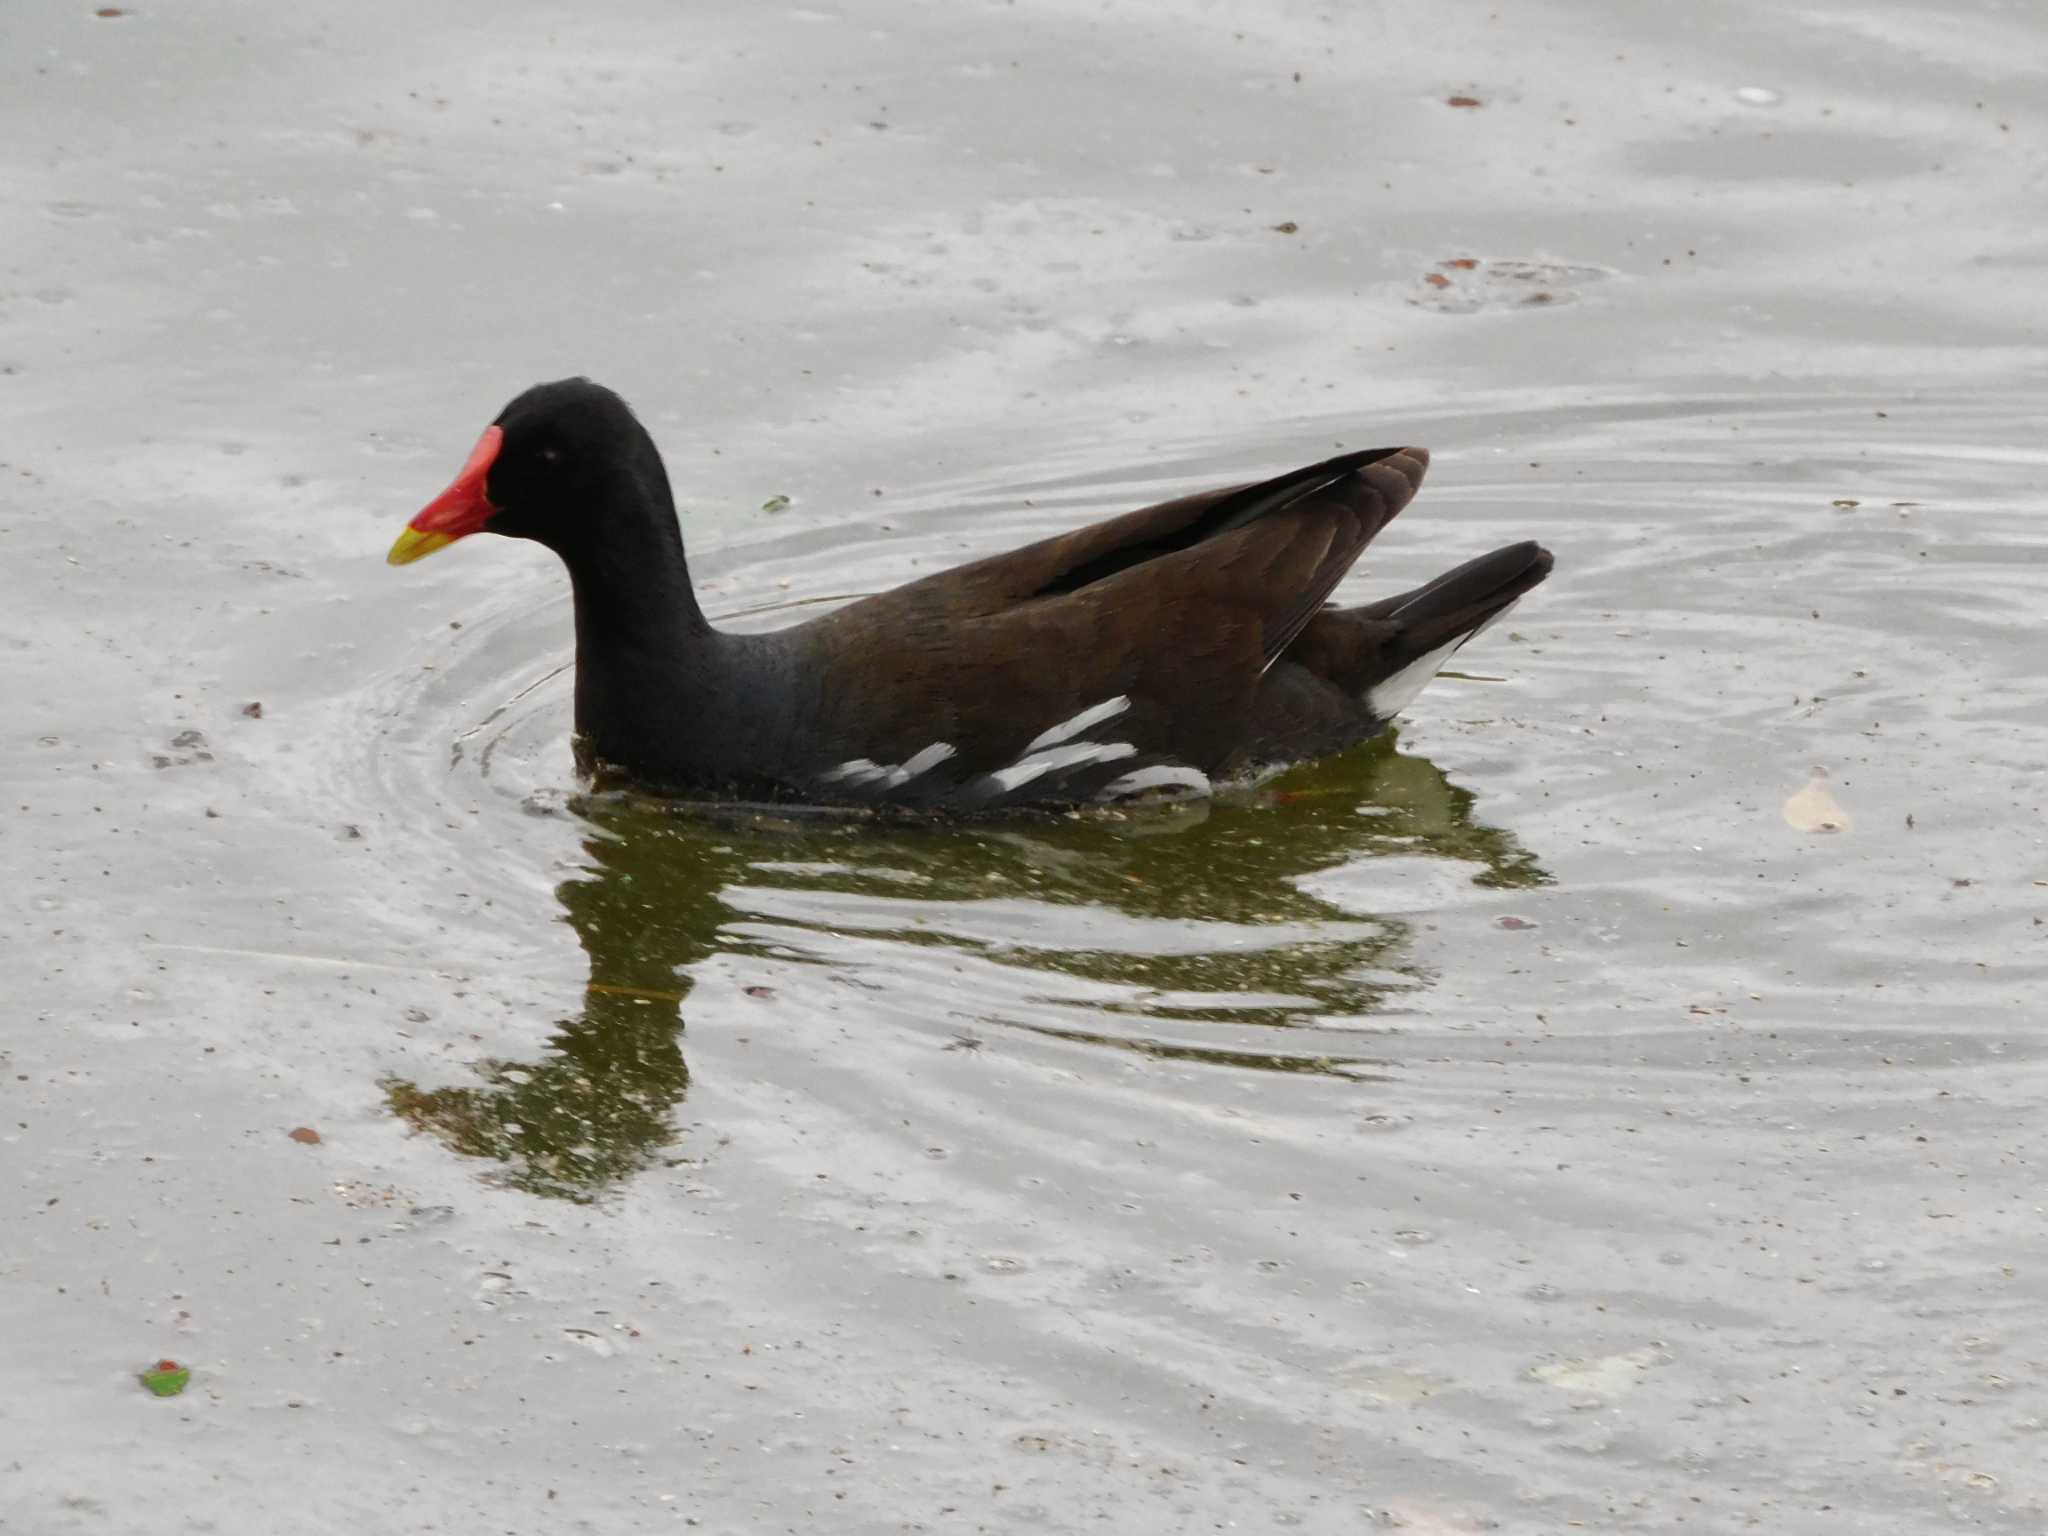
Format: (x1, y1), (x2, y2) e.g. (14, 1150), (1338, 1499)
(1783, 769), (1852, 833)
(1410, 258), (1611, 313)
(140, 1359), (189, 1397)
(152, 729), (213, 769)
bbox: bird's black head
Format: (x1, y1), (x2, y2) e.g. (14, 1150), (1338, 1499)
(389, 377), (674, 566)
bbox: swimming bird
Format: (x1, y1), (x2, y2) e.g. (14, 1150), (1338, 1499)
(389, 378), (1550, 810)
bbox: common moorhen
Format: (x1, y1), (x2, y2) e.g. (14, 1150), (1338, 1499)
(389, 379), (1551, 809)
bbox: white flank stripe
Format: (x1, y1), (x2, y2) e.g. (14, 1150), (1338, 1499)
(821, 742), (957, 793)
(1022, 695), (1131, 755)
(818, 757), (887, 786)
(881, 741), (957, 789)
(985, 739), (1137, 795)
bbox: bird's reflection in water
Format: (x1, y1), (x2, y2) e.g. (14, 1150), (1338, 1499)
(384, 731), (1548, 1201)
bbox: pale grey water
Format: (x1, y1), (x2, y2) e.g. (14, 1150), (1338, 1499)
(4, 2), (2046, 1532)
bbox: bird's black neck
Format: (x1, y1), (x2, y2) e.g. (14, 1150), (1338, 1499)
(558, 469), (727, 773)
(564, 513), (708, 646)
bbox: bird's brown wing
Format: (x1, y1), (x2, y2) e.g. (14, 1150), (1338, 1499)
(794, 447), (1429, 800)
(922, 446), (1426, 621)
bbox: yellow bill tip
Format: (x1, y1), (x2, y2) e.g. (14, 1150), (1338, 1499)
(386, 526), (455, 566)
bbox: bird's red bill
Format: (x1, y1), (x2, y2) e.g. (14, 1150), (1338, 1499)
(388, 424), (504, 565)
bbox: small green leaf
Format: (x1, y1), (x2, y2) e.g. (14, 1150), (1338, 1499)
(141, 1360), (190, 1397)
(759, 494), (791, 515)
